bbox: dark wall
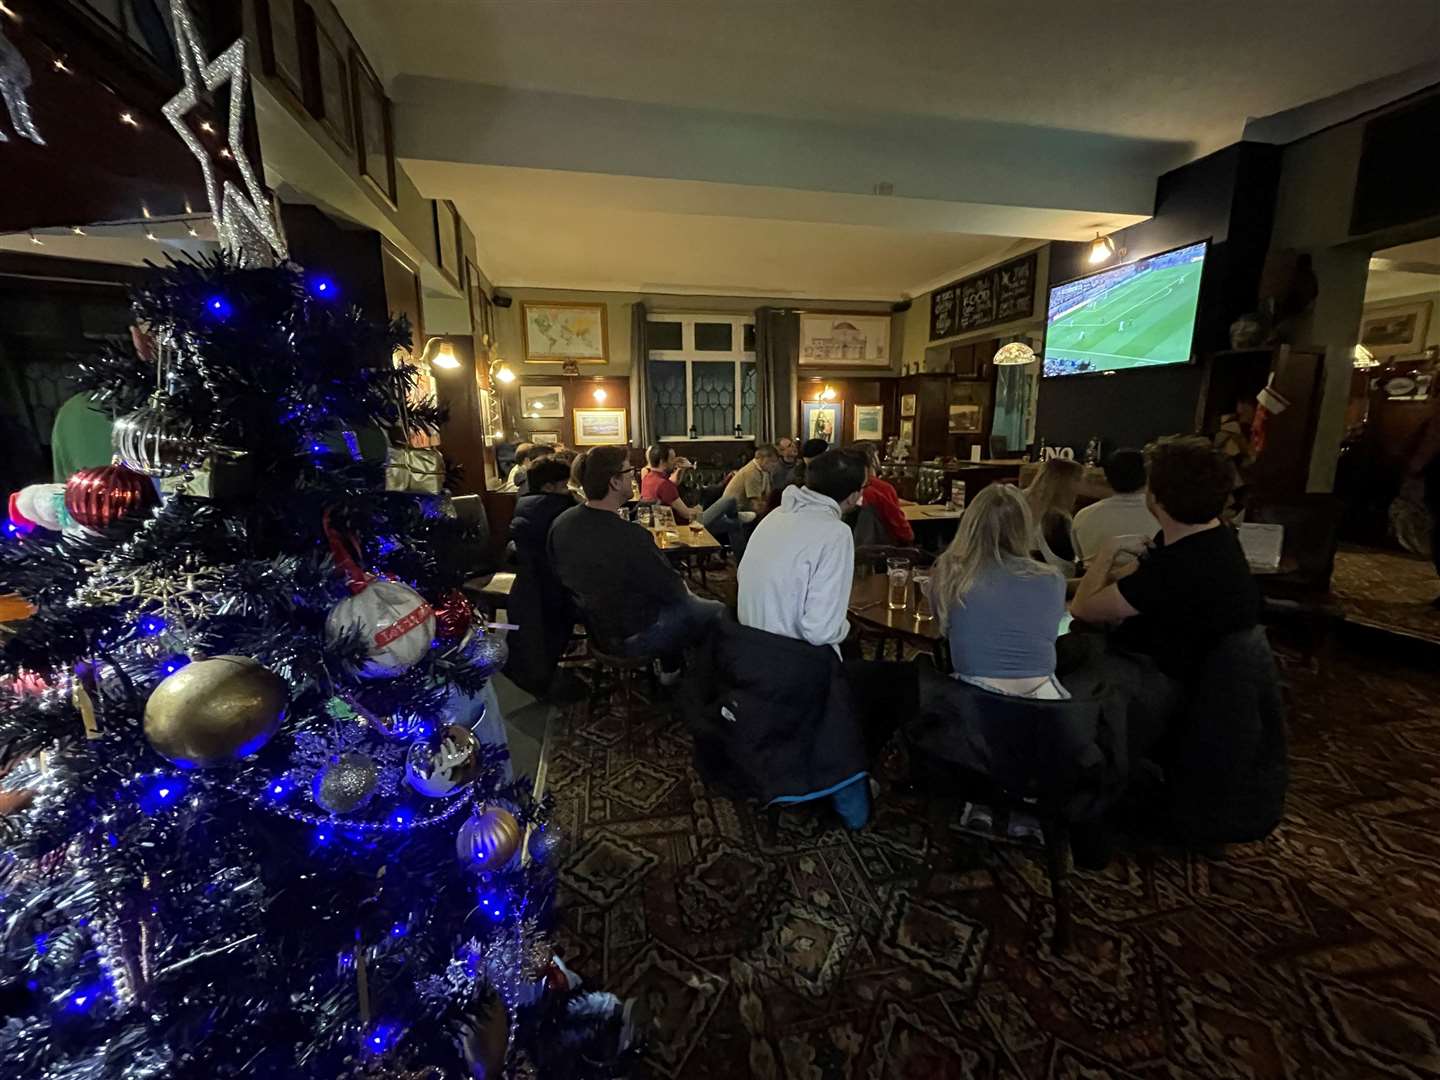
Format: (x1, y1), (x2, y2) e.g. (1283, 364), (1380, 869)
(1036, 141), (1282, 450)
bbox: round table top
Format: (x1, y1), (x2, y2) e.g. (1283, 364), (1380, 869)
(848, 571), (944, 643)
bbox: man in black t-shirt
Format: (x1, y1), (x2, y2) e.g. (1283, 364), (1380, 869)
(1067, 437), (1260, 755)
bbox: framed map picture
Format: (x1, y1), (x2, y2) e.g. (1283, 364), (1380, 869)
(900, 393), (916, 418)
(522, 302), (609, 364)
(798, 314), (891, 368)
(899, 418), (915, 447)
(853, 404), (884, 440)
(573, 408), (627, 446)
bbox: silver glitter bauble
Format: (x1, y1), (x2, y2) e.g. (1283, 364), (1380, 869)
(462, 627), (508, 674)
(312, 752), (378, 814)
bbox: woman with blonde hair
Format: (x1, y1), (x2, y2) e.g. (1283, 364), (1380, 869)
(1024, 456), (1085, 573)
(931, 482), (1068, 699)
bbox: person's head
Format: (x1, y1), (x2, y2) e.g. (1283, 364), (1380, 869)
(850, 442), (881, 478)
(526, 456), (572, 495)
(803, 449), (867, 511)
(777, 436), (799, 463)
(645, 443), (675, 472)
(1025, 457), (1084, 519)
(932, 483), (1053, 616)
(512, 442), (535, 467)
(574, 445), (635, 506)
(753, 443), (779, 467)
(1102, 448), (1146, 495)
(527, 443), (554, 465)
(1235, 396), (1258, 425)
(800, 438), (828, 462)
(1145, 436), (1234, 525)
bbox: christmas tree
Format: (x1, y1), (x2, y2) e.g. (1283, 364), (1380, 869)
(0, 254), (635, 1078)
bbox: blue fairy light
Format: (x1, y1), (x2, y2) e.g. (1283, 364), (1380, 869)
(265, 777), (295, 800)
(364, 1021), (400, 1055)
(389, 807), (414, 828)
(64, 984), (105, 1012)
(476, 887), (507, 922)
(389, 921), (408, 939)
(314, 828), (332, 845)
(160, 656), (190, 676)
(137, 615), (166, 637)
(33, 932), (49, 956)
(137, 775), (186, 814)
(205, 295), (233, 319)
(309, 275), (338, 299)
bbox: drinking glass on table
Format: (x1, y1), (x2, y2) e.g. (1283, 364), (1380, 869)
(653, 506), (673, 530)
(911, 569), (933, 621)
(636, 504), (654, 528)
(886, 557), (911, 611)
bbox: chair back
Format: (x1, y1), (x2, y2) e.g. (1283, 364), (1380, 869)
(916, 464), (946, 503)
(907, 663), (1117, 821)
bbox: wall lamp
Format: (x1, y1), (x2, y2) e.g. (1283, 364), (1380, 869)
(419, 337), (461, 370)
(1088, 232), (1117, 266)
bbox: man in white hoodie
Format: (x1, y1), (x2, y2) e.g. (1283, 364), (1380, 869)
(738, 449), (866, 648)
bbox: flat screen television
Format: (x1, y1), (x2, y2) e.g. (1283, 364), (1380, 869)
(1042, 240), (1208, 377)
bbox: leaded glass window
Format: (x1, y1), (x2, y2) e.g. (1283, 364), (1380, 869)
(647, 360), (687, 439)
(646, 316), (756, 438)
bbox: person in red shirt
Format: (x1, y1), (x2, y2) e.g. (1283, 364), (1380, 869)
(641, 443), (749, 548)
(853, 442), (913, 544)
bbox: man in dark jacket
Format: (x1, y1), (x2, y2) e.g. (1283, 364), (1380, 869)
(503, 457), (578, 696)
(550, 446), (724, 680)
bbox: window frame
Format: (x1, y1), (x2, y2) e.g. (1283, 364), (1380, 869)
(647, 314), (757, 440)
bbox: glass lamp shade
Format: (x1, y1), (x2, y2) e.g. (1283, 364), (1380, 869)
(993, 342), (1037, 366)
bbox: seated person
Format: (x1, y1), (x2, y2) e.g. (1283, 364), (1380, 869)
(504, 457), (580, 696)
(851, 442), (913, 545)
(773, 436), (802, 488)
(738, 449), (897, 828)
(932, 483), (1066, 699)
(512, 443), (553, 496)
(1024, 456), (1084, 574)
(640, 443), (743, 535)
(1072, 448), (1160, 565)
(1067, 436), (1260, 759)
(549, 446), (724, 681)
(502, 442), (534, 493)
(723, 444), (779, 517)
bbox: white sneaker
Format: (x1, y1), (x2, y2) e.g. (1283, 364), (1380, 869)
(737, 510), (757, 524)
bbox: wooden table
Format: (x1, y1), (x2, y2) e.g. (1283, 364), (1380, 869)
(848, 571), (948, 666)
(648, 523), (722, 586)
(901, 503), (964, 523)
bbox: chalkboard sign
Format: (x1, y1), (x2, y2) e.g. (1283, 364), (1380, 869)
(928, 250), (1038, 341)
(929, 285), (957, 341)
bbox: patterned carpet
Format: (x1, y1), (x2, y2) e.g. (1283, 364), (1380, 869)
(1333, 545), (1440, 645)
(546, 580), (1440, 1078)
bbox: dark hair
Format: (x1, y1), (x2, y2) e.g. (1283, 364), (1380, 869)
(1102, 448), (1146, 494)
(528, 443), (554, 462)
(575, 445), (631, 501)
(526, 457), (572, 490)
(804, 449), (867, 504)
(801, 438), (828, 459)
(754, 443), (778, 461)
(1146, 436), (1233, 524)
(513, 441), (534, 466)
(645, 443), (671, 469)
(849, 441), (881, 471)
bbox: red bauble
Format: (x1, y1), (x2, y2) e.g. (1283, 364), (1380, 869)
(432, 588), (473, 642)
(64, 465), (157, 528)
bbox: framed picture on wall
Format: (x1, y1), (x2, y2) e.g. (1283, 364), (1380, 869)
(352, 51), (396, 206)
(949, 403), (983, 434)
(530, 431), (560, 447)
(900, 393), (916, 418)
(434, 201), (461, 285)
(899, 418), (915, 447)
(798, 314), (891, 367)
(522, 302), (609, 364)
(801, 401), (842, 444)
(313, 18), (352, 150)
(520, 385), (565, 419)
(573, 408), (628, 446)
(1360, 300), (1432, 358)
(256, 0), (307, 103)
(853, 404), (884, 441)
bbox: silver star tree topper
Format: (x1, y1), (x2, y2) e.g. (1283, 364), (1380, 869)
(162, 0), (287, 266)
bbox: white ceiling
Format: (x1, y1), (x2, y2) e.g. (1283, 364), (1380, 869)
(1366, 237), (1440, 304)
(336, 0), (1440, 299)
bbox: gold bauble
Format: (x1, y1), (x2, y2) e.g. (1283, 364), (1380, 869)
(455, 807), (522, 871)
(143, 655), (288, 767)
